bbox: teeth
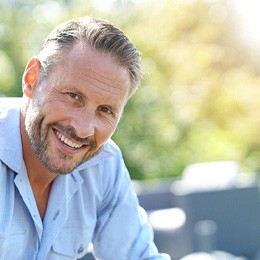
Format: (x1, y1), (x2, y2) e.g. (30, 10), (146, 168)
(56, 130), (83, 149)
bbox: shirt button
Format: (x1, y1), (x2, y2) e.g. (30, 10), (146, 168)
(77, 245), (84, 254)
(53, 210), (60, 220)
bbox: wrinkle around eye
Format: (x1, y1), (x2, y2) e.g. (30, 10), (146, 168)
(65, 92), (86, 107)
(99, 106), (112, 114)
(97, 107), (122, 123)
(67, 92), (80, 100)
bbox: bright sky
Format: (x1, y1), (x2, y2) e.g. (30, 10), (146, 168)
(231, 0), (260, 48)
(91, 0), (260, 51)
(91, 0), (151, 12)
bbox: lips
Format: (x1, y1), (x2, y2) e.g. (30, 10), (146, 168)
(54, 129), (84, 149)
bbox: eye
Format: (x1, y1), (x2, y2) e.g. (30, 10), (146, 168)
(67, 92), (80, 100)
(99, 106), (113, 115)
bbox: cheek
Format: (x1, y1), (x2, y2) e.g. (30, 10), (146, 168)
(26, 100), (59, 136)
(25, 102), (41, 128)
(40, 100), (68, 122)
(96, 119), (119, 142)
(39, 92), (69, 112)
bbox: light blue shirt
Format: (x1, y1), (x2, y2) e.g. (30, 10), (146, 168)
(0, 106), (170, 260)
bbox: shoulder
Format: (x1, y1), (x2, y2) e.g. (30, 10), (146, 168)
(103, 139), (124, 159)
(76, 139), (129, 186)
(77, 139), (124, 171)
(0, 106), (23, 173)
(0, 97), (22, 112)
(73, 140), (130, 207)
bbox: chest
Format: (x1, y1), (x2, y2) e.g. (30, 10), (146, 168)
(0, 165), (97, 259)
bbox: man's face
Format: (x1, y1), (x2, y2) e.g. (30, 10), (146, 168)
(24, 43), (130, 175)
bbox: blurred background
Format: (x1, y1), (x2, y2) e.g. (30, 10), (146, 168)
(2, 1), (260, 259)
(0, 0), (260, 180)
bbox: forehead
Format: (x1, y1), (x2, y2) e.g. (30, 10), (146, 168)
(62, 42), (130, 93)
(41, 42), (132, 108)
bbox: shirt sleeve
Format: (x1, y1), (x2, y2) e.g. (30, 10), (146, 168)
(91, 149), (171, 260)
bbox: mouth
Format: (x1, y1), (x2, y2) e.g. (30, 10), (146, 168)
(53, 129), (84, 149)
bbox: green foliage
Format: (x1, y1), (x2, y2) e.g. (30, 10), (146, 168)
(1, 0), (260, 179)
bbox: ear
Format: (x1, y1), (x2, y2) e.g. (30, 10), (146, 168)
(22, 57), (42, 99)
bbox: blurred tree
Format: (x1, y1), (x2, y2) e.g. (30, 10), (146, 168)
(1, 0), (259, 179)
(113, 0), (260, 178)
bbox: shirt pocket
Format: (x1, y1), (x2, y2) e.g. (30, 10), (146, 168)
(0, 230), (26, 260)
(51, 227), (92, 259)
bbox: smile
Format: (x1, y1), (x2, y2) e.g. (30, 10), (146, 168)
(55, 130), (83, 149)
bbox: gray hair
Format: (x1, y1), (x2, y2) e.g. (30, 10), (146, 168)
(37, 16), (143, 97)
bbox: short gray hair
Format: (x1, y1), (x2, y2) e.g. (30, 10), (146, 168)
(37, 16), (143, 96)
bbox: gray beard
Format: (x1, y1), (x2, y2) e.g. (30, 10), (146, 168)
(24, 105), (102, 175)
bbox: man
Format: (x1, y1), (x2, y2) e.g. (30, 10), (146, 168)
(0, 17), (170, 259)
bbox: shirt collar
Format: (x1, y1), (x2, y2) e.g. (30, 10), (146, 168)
(0, 106), (115, 175)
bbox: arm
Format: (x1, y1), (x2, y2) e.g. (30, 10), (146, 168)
(91, 148), (171, 260)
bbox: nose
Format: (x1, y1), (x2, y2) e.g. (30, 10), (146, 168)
(70, 110), (95, 139)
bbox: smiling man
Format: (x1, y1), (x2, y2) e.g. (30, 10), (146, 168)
(0, 17), (170, 259)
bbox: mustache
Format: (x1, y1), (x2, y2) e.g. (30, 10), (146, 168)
(51, 122), (96, 147)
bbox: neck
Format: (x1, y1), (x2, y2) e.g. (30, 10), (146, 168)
(20, 112), (56, 219)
